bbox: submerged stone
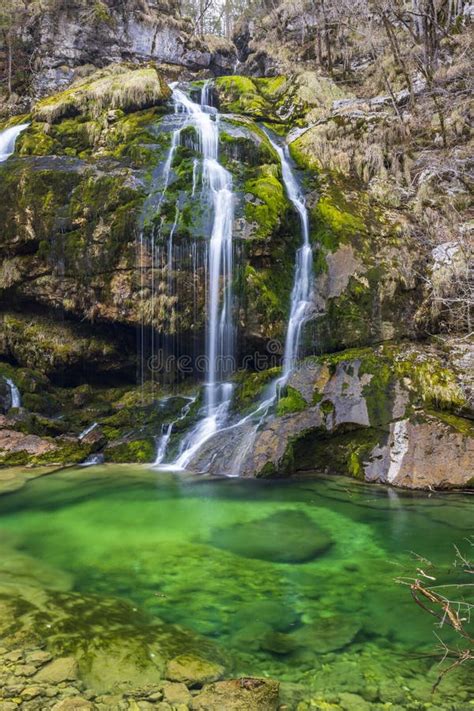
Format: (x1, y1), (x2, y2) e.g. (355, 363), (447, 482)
(233, 600), (299, 633)
(290, 615), (360, 653)
(207, 510), (332, 563)
(165, 654), (225, 687)
(192, 678), (279, 711)
(34, 657), (78, 684)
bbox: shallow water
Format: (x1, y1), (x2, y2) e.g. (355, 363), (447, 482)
(0, 466), (472, 706)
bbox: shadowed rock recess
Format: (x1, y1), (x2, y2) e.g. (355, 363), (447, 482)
(0, 3), (472, 485)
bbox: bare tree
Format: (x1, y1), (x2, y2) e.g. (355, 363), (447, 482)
(397, 540), (474, 691)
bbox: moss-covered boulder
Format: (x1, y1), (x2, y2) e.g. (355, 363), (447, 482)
(235, 339), (473, 489)
(207, 510), (332, 563)
(192, 677), (280, 711)
(32, 65), (171, 124)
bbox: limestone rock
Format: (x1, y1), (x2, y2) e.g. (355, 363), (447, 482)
(192, 678), (279, 710)
(364, 417), (474, 489)
(0, 429), (56, 456)
(34, 657), (79, 684)
(51, 698), (94, 711)
(165, 654), (224, 687)
(207, 510), (332, 563)
(290, 615), (360, 653)
(31, 3), (236, 96)
(161, 680), (192, 705)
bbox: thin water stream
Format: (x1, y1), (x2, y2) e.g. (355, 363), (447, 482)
(153, 83), (314, 472)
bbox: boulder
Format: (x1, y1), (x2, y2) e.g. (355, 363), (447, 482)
(0, 429), (56, 457)
(364, 417), (474, 489)
(192, 678), (279, 711)
(165, 654), (224, 687)
(207, 510), (332, 563)
(290, 615), (360, 653)
(34, 657), (79, 684)
(51, 699), (94, 711)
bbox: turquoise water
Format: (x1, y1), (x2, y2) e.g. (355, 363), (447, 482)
(0, 467), (472, 706)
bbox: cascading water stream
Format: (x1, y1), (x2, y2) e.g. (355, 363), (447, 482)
(4, 377), (21, 409)
(264, 133), (313, 392)
(153, 83), (312, 473)
(218, 134), (314, 475)
(154, 82), (236, 468)
(154, 395), (197, 465)
(0, 123), (29, 163)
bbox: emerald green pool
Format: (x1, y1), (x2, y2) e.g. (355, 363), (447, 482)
(0, 466), (472, 707)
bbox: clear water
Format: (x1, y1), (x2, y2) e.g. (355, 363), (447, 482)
(0, 467), (472, 706)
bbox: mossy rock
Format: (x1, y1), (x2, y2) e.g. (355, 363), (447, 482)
(290, 614), (360, 653)
(276, 386), (307, 416)
(33, 65), (171, 124)
(207, 510), (332, 563)
(104, 438), (155, 463)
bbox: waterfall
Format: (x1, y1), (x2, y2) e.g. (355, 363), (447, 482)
(154, 82), (235, 469)
(151, 81), (313, 474)
(79, 422), (98, 440)
(222, 134), (314, 476)
(154, 395), (197, 465)
(5, 377), (21, 409)
(264, 133), (313, 388)
(0, 124), (29, 163)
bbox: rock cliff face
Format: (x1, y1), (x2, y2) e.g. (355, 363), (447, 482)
(0, 2), (471, 488)
(180, 339), (473, 489)
(20, 0), (236, 100)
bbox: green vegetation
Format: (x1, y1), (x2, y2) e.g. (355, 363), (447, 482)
(244, 166), (287, 239)
(276, 386), (307, 416)
(33, 65), (171, 123)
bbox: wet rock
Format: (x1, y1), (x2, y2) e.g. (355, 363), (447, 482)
(161, 680), (192, 705)
(208, 510), (332, 563)
(290, 616), (360, 653)
(192, 678), (279, 710)
(260, 631), (298, 655)
(0, 545), (73, 591)
(165, 654), (224, 687)
(25, 650), (53, 665)
(233, 600), (299, 633)
(0, 429), (56, 457)
(34, 657), (79, 684)
(51, 698), (94, 711)
(338, 692), (371, 711)
(364, 416), (474, 489)
(21, 685), (43, 700)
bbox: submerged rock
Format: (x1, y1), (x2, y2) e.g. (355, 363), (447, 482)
(34, 657), (79, 684)
(290, 615), (360, 653)
(192, 677), (280, 711)
(208, 510), (332, 563)
(165, 654), (225, 687)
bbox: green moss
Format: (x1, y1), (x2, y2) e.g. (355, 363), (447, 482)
(245, 264), (291, 335)
(320, 399), (335, 415)
(0, 165), (81, 248)
(214, 76), (267, 118)
(33, 439), (92, 465)
(105, 439), (154, 463)
(256, 76), (288, 98)
(395, 357), (467, 412)
(233, 367), (282, 411)
(17, 124), (56, 156)
(293, 426), (383, 478)
(244, 167), (288, 239)
(427, 409), (474, 436)
(34, 66), (171, 124)
(276, 386), (307, 416)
